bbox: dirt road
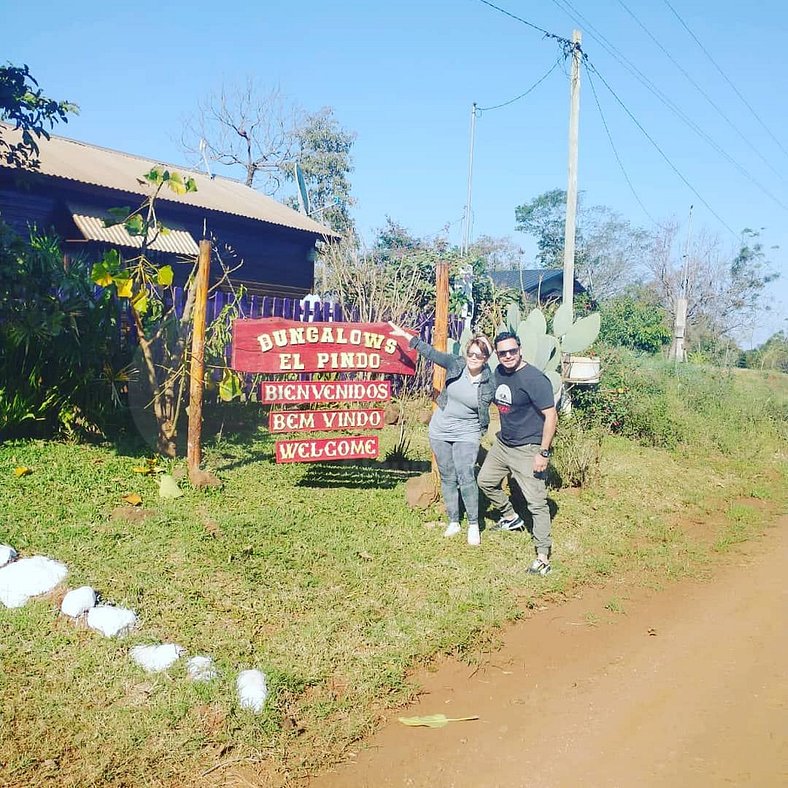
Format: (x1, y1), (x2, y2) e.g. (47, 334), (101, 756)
(311, 517), (788, 787)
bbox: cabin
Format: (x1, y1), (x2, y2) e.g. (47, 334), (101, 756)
(488, 268), (587, 302)
(0, 123), (337, 297)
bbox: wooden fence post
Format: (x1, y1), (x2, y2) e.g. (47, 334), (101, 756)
(187, 240), (211, 483)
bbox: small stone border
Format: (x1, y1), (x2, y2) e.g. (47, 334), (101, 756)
(0, 543), (268, 712)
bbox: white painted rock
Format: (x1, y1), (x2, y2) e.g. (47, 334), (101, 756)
(237, 669), (268, 713)
(87, 605), (137, 637)
(187, 655), (218, 682)
(0, 555), (68, 608)
(130, 643), (184, 672)
(0, 544), (17, 567)
(61, 586), (98, 618)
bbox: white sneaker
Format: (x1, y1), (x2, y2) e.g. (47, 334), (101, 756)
(444, 521), (461, 537)
(467, 522), (481, 546)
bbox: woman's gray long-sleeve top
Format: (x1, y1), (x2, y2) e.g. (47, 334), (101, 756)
(409, 336), (495, 436)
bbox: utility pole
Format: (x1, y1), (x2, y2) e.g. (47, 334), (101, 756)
(562, 30), (582, 314)
(461, 103), (478, 256)
(671, 204), (693, 362)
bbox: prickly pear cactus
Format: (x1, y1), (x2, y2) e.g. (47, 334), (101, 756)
(501, 305), (601, 398)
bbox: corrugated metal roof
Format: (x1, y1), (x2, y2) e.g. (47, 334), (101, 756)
(0, 123), (337, 238)
(489, 269), (586, 294)
(71, 209), (200, 255)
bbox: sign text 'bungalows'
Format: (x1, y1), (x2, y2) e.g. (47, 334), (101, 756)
(268, 408), (385, 434)
(231, 318), (417, 375)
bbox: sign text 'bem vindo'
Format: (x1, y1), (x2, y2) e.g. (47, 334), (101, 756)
(268, 408), (385, 434)
(231, 318), (417, 375)
(275, 436), (380, 463)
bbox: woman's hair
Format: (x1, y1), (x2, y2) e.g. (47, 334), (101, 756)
(465, 333), (492, 359)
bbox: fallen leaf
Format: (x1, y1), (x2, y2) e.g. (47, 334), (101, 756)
(13, 466), (32, 477)
(159, 474), (183, 499)
(122, 493), (143, 506)
(398, 714), (479, 728)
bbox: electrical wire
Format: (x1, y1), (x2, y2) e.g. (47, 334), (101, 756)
(477, 0), (566, 42)
(584, 64), (657, 225)
(616, 0), (786, 183)
(662, 0), (788, 161)
(547, 0), (788, 212)
(477, 58), (562, 113)
(585, 60), (736, 235)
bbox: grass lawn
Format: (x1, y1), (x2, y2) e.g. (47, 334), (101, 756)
(1, 368), (786, 786)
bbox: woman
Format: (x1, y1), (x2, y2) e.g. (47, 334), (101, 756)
(389, 323), (495, 546)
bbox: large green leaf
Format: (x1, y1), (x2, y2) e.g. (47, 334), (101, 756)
(158, 474), (183, 499)
(218, 369), (242, 402)
(505, 303), (521, 332)
(166, 172), (186, 195)
(560, 313), (601, 354)
(522, 307), (547, 337)
(157, 265), (174, 287)
(545, 369), (562, 400)
(533, 335), (559, 372)
(124, 214), (145, 236)
(517, 322), (539, 366)
(552, 302), (574, 337)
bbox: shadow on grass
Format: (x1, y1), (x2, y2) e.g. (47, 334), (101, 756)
(297, 460), (431, 490)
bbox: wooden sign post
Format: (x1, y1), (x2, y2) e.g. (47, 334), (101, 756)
(431, 259), (450, 479)
(187, 239), (211, 483)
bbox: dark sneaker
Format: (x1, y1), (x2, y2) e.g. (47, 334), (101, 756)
(490, 515), (525, 532)
(527, 558), (552, 576)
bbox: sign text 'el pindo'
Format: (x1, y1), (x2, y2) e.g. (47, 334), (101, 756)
(231, 318), (416, 463)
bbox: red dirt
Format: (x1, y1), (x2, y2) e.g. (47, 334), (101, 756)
(308, 516), (788, 787)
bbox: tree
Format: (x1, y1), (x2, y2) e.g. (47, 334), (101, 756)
(0, 63), (77, 168)
(598, 289), (672, 353)
(281, 107), (356, 235)
(514, 189), (651, 300)
(182, 79), (355, 234)
(647, 223), (779, 345)
(92, 168), (243, 457)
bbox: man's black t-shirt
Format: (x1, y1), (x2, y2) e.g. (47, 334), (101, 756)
(493, 363), (554, 446)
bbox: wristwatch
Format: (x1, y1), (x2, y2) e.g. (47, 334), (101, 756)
(539, 448), (551, 458)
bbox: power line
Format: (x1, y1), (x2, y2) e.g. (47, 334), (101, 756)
(584, 65), (656, 225)
(615, 0), (786, 183)
(477, 0), (567, 43)
(662, 0), (788, 161)
(477, 58), (561, 112)
(585, 60), (737, 235)
(547, 0), (788, 212)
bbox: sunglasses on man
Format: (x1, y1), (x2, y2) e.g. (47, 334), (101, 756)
(497, 347), (520, 358)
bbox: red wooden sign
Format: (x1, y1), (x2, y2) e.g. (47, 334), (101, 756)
(261, 380), (391, 404)
(268, 408), (385, 433)
(232, 318), (417, 375)
(275, 435), (379, 463)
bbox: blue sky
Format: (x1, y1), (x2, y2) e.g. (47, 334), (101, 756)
(4, 0), (786, 342)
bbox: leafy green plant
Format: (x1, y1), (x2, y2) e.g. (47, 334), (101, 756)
(0, 220), (129, 439)
(90, 168), (244, 456)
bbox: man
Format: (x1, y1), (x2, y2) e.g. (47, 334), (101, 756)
(478, 331), (558, 576)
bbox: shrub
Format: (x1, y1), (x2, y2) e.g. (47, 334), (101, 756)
(550, 416), (602, 487)
(0, 221), (129, 439)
